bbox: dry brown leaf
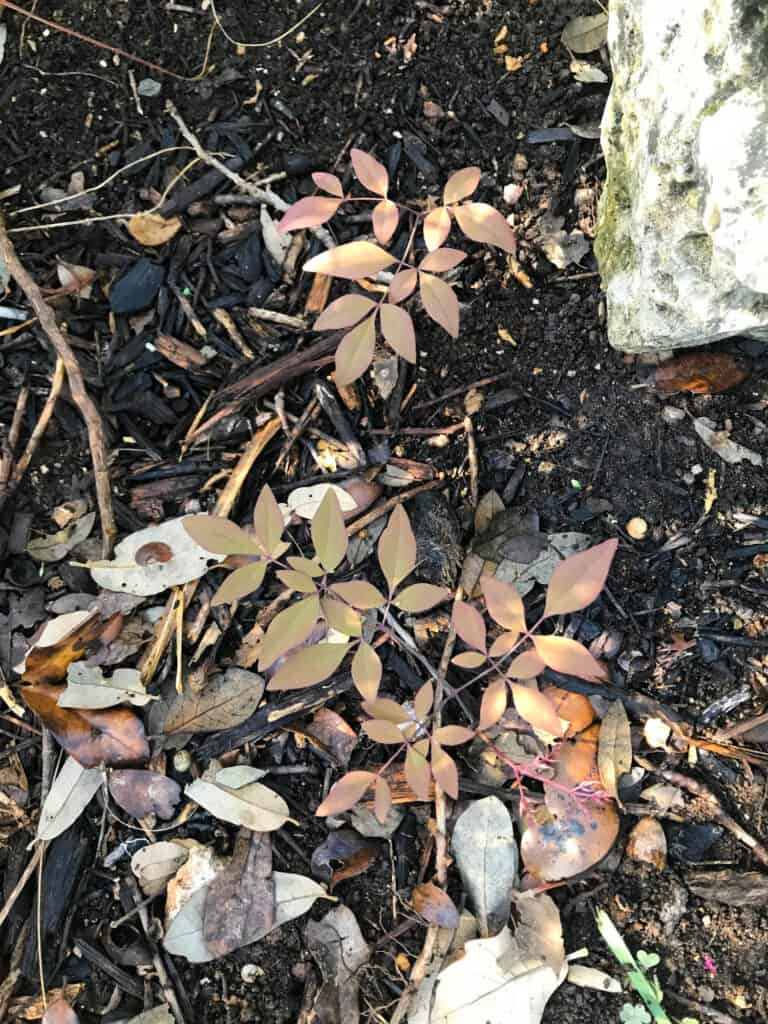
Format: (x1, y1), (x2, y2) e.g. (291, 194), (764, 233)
(654, 352), (748, 395)
(163, 667), (264, 734)
(412, 882), (460, 928)
(109, 769), (181, 820)
(16, 611), (108, 683)
(597, 700), (632, 802)
(203, 830), (274, 957)
(127, 211), (183, 246)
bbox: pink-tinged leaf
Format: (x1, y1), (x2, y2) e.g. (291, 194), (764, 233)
(253, 484), (285, 555)
(419, 272), (459, 338)
(430, 740), (459, 799)
(377, 505), (416, 593)
(544, 538), (618, 618)
(479, 678), (508, 730)
(414, 681), (434, 719)
(489, 631), (520, 658)
(452, 601), (487, 652)
(278, 196), (342, 232)
(316, 770), (376, 816)
(444, 166), (481, 205)
(335, 314), (376, 386)
(275, 569), (318, 594)
(258, 594), (321, 670)
(510, 684), (564, 736)
(314, 293), (377, 331)
(352, 642), (382, 700)
(389, 268), (418, 303)
(312, 488), (348, 572)
(453, 202), (517, 254)
(361, 698), (409, 724)
(433, 725), (475, 746)
(321, 596), (362, 637)
(374, 776), (392, 824)
(405, 746), (432, 801)
(452, 651), (487, 669)
(412, 882), (460, 928)
(304, 241), (396, 280)
(183, 515), (261, 555)
(331, 580), (386, 609)
(313, 171), (344, 197)
(372, 199), (399, 244)
(363, 719), (405, 744)
(212, 560), (267, 606)
(379, 303), (416, 363)
(532, 634), (607, 681)
(268, 642), (350, 690)
(419, 248), (467, 272)
(423, 206), (452, 251)
(506, 650), (546, 679)
(393, 583), (450, 613)
(480, 576), (526, 632)
(42, 1000), (80, 1024)
(350, 148), (389, 197)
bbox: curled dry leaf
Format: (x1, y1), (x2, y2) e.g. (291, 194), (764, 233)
(163, 667), (265, 734)
(561, 12), (608, 53)
(304, 240), (396, 280)
(109, 770), (181, 820)
(625, 817), (667, 871)
(693, 416), (763, 467)
(305, 708), (358, 768)
(597, 700), (632, 803)
(314, 294), (376, 331)
(59, 663), (152, 709)
(419, 271), (459, 338)
(310, 827), (380, 889)
(131, 841), (190, 897)
(413, 882), (460, 928)
(23, 683), (150, 768)
(127, 211), (182, 246)
(91, 518), (215, 596)
(57, 260), (96, 299)
(452, 796), (518, 937)
(16, 610), (106, 683)
(185, 769), (289, 832)
(654, 351), (748, 395)
(453, 202), (517, 253)
(36, 755), (102, 842)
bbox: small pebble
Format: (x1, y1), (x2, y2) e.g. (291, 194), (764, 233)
(626, 516), (648, 540)
(173, 749), (192, 773)
(137, 77), (162, 97)
(662, 405), (685, 423)
(241, 964), (264, 983)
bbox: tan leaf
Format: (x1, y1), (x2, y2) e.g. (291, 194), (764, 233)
(275, 569), (318, 594)
(36, 755), (102, 842)
(361, 698), (409, 724)
(452, 651), (487, 669)
(277, 195), (341, 232)
(312, 171), (344, 197)
(443, 166), (481, 205)
(374, 776), (391, 825)
(288, 556), (325, 577)
(419, 271), (459, 337)
(350, 148), (389, 197)
(335, 314), (377, 385)
(185, 773), (289, 831)
(478, 678), (508, 730)
(352, 642), (382, 700)
(423, 206), (452, 251)
(330, 581), (386, 609)
(480, 575), (526, 632)
(267, 642), (350, 691)
(363, 719), (405, 744)
(393, 583), (450, 613)
(433, 725), (475, 746)
(453, 202), (517, 253)
(127, 211), (182, 246)
(377, 505), (416, 593)
(379, 303), (416, 362)
(183, 515), (261, 555)
(420, 247), (467, 272)
(543, 539), (618, 617)
(212, 561), (267, 607)
(489, 631), (520, 658)
(414, 682), (433, 718)
(372, 199), (399, 244)
(287, 482), (357, 519)
(405, 746), (432, 800)
(163, 667), (265, 734)
(304, 241), (396, 279)
(321, 596), (362, 637)
(597, 700), (632, 802)
(316, 770), (376, 816)
(314, 294), (377, 331)
(561, 12), (608, 53)
(506, 650), (546, 679)
(431, 740), (458, 798)
(412, 882), (459, 927)
(258, 595), (321, 670)
(452, 601), (487, 652)
(388, 268), (418, 303)
(510, 684), (564, 736)
(253, 485), (285, 556)
(312, 487), (348, 571)
(532, 634), (606, 681)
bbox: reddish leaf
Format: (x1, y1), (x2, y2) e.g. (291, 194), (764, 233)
(304, 241), (396, 279)
(453, 202), (517, 253)
(444, 166), (481, 205)
(433, 725), (475, 746)
(654, 351), (748, 395)
(521, 788), (619, 882)
(423, 206), (452, 251)
(314, 293), (377, 331)
(253, 484), (285, 556)
(542, 686), (596, 738)
(419, 271), (459, 337)
(377, 505), (416, 593)
(267, 642), (350, 691)
(430, 740), (458, 798)
(364, 719), (405, 744)
(20, 612), (108, 684)
(278, 196), (342, 232)
(478, 678), (508, 730)
(212, 560), (267, 607)
(413, 881), (459, 927)
(316, 770), (376, 816)
(532, 634), (606, 680)
(389, 268), (418, 303)
(489, 631), (520, 658)
(275, 569), (318, 594)
(350, 148), (389, 197)
(183, 515), (261, 555)
(352, 642), (382, 700)
(311, 828), (379, 887)
(452, 651), (487, 669)
(506, 650), (546, 679)
(480, 576), (526, 632)
(452, 601), (487, 652)
(373, 199), (399, 244)
(312, 171), (344, 197)
(312, 488), (348, 572)
(379, 303), (416, 362)
(405, 745), (432, 800)
(23, 684), (149, 768)
(258, 595), (321, 670)
(330, 581), (386, 609)
(393, 583), (450, 613)
(321, 596), (362, 637)
(544, 539), (618, 617)
(510, 684), (564, 736)
(374, 776), (392, 824)
(420, 247), (467, 272)
(109, 769), (181, 820)
(42, 1000), (80, 1024)
(335, 314), (376, 385)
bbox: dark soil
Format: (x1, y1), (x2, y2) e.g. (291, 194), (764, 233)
(2, 2), (768, 1023)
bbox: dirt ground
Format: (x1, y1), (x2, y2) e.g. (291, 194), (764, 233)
(2, 1), (768, 1022)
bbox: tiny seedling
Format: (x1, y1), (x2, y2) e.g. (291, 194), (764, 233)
(596, 910), (699, 1024)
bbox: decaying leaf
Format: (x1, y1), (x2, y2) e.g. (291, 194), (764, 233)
(561, 13), (608, 53)
(693, 416), (763, 467)
(41, 999), (81, 1024)
(56, 260), (97, 299)
(654, 352), (748, 395)
(203, 830), (274, 957)
(90, 518), (215, 596)
(23, 683), (150, 768)
(26, 511), (95, 563)
(413, 882), (460, 928)
(310, 828), (380, 890)
(625, 817), (667, 871)
(305, 905), (370, 1024)
(131, 841), (190, 897)
(163, 667), (264, 734)
(109, 770), (181, 820)
(59, 663), (152, 709)
(567, 964), (622, 993)
(570, 60), (609, 83)
(36, 756), (102, 842)
(597, 701), (632, 802)
(185, 767), (289, 831)
(16, 610), (107, 683)
(304, 708), (358, 767)
(452, 796), (518, 937)
(127, 211), (182, 246)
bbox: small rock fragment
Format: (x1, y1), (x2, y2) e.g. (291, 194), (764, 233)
(626, 817), (667, 870)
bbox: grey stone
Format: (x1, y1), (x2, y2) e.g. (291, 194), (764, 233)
(596, 1), (768, 353)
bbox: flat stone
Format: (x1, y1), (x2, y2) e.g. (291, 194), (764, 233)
(110, 258), (165, 315)
(596, 1), (768, 353)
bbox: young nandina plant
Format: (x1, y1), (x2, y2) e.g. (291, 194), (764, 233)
(276, 150), (516, 384)
(184, 488), (619, 828)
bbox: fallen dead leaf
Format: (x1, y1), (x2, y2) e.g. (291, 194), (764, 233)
(59, 663), (153, 709)
(36, 755), (102, 841)
(128, 211), (183, 246)
(185, 767), (289, 831)
(132, 840), (190, 896)
(654, 352), (748, 395)
(693, 417), (762, 467)
(26, 511), (95, 563)
(162, 667), (265, 734)
(203, 830), (274, 957)
(304, 905), (370, 1024)
(413, 882), (460, 928)
(109, 769), (181, 820)
(452, 796), (518, 937)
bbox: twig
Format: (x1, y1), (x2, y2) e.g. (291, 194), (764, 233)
(346, 479), (444, 537)
(315, 380), (366, 468)
(0, 379), (28, 499)
(125, 875), (189, 1023)
(275, 396), (320, 470)
(0, 844), (44, 930)
(0, 220), (117, 556)
(10, 357), (65, 487)
(464, 415), (479, 508)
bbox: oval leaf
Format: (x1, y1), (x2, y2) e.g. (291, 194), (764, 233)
(331, 581), (386, 609)
(413, 882), (459, 928)
(405, 746), (432, 801)
(253, 484), (285, 555)
(363, 719), (405, 744)
(444, 166), (481, 205)
(532, 634), (606, 680)
(420, 247), (467, 272)
(374, 776), (391, 825)
(304, 241), (396, 280)
(423, 206), (451, 251)
(268, 642), (350, 691)
(478, 678), (508, 730)
(510, 684), (564, 736)
(480, 576), (526, 632)
(419, 272), (459, 338)
(275, 569), (318, 594)
(212, 560), (267, 607)
(350, 148), (389, 197)
(278, 196), (342, 232)
(312, 487), (348, 572)
(316, 770), (376, 816)
(37, 755), (102, 841)
(453, 600), (487, 652)
(377, 505), (416, 593)
(451, 795), (516, 937)
(321, 596), (362, 637)
(183, 515), (261, 556)
(394, 583), (450, 613)
(352, 642), (382, 700)
(186, 777), (289, 831)
(373, 199), (399, 244)
(414, 681), (433, 719)
(430, 740), (458, 799)
(313, 171), (344, 197)
(543, 539), (618, 617)
(379, 303), (416, 363)
(389, 268), (418, 303)
(258, 595), (321, 670)
(506, 650), (546, 679)
(597, 700), (632, 802)
(314, 294), (377, 331)
(335, 314), (376, 386)
(452, 651), (487, 669)
(489, 631), (520, 658)
(433, 725), (475, 746)
(453, 202), (517, 253)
